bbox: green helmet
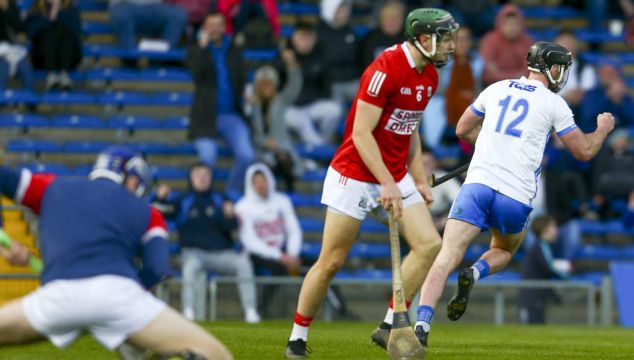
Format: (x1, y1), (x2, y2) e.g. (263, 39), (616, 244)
(405, 8), (459, 67)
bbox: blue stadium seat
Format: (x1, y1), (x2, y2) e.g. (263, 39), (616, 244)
(131, 142), (196, 155)
(296, 144), (337, 161)
(301, 242), (321, 259)
(162, 116), (189, 130)
(109, 115), (161, 130)
(576, 30), (623, 43)
(0, 90), (39, 105)
(51, 115), (106, 129)
(152, 166), (188, 180)
(0, 113), (48, 129)
(337, 269), (392, 280)
(433, 144), (462, 160)
(579, 220), (632, 235)
(359, 218), (386, 233)
(572, 271), (607, 286)
(152, 92), (192, 106)
(575, 244), (624, 260)
(242, 49), (279, 61)
(83, 21), (113, 35)
(76, 0), (107, 11)
(74, 164), (93, 176)
(84, 45), (186, 61)
(521, 6), (581, 19)
(213, 168), (229, 181)
(41, 91), (96, 105)
(64, 141), (111, 153)
(288, 193), (321, 207)
(141, 68), (191, 82)
(6, 139), (62, 153)
(21, 163), (72, 176)
(98, 91), (150, 106)
(298, 218), (323, 232)
(302, 169), (327, 182)
(349, 243), (390, 259)
(277, 3), (319, 16)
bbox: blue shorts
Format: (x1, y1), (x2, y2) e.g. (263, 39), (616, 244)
(448, 183), (533, 235)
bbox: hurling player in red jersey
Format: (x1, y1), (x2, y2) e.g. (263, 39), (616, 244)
(285, 8), (459, 358)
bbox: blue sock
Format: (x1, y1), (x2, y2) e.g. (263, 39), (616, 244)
(415, 305), (434, 332)
(471, 259), (490, 281)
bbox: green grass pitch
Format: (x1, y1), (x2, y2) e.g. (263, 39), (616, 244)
(3, 321), (634, 359)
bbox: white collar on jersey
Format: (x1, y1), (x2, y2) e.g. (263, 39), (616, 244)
(519, 76), (544, 87)
(401, 42), (416, 69)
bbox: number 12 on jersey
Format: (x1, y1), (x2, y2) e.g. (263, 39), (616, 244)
(495, 96), (529, 138)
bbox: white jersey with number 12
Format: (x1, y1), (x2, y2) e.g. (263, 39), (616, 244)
(465, 76), (578, 206)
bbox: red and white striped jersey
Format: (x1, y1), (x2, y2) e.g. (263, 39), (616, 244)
(330, 42), (438, 183)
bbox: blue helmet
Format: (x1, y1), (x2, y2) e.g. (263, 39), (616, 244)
(89, 145), (153, 197)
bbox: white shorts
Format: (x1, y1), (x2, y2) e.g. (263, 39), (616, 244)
(22, 275), (166, 350)
(321, 166), (423, 220)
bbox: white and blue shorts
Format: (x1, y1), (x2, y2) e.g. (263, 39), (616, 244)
(449, 183), (533, 235)
(22, 275), (166, 350)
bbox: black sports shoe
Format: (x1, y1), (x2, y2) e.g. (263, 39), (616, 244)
(447, 267), (475, 321)
(370, 324), (391, 350)
(414, 326), (429, 348)
(285, 339), (311, 359)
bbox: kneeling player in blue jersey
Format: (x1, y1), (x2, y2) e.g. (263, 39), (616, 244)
(0, 146), (232, 360)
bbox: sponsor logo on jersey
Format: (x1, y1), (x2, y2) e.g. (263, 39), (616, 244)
(367, 70), (387, 97)
(508, 80), (536, 92)
(385, 108), (423, 135)
(400, 87), (412, 95)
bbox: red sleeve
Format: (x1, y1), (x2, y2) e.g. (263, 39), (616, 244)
(141, 207), (169, 244)
(357, 61), (397, 109)
(16, 170), (55, 214)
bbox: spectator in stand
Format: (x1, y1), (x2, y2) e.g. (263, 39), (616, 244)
(579, 61), (634, 133)
(422, 149), (461, 233)
(285, 22), (342, 146)
(108, 0), (187, 50)
(518, 215), (571, 325)
(250, 50), (303, 192)
(593, 129), (634, 204)
(421, 26), (483, 150)
(318, 0), (361, 104)
(479, 4), (533, 86)
(186, 11), (254, 197)
(218, 0), (280, 38)
(445, 0), (497, 38)
(0, 0), (34, 91)
(25, 0), (81, 91)
(554, 30), (597, 113)
(623, 190), (634, 228)
(235, 163), (302, 316)
(360, 1), (405, 69)
(621, 0), (634, 45)
(153, 163), (261, 323)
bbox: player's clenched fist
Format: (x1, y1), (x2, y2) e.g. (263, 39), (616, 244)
(597, 112), (615, 134)
(380, 182), (403, 219)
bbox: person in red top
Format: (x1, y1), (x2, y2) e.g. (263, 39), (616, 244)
(284, 8), (459, 358)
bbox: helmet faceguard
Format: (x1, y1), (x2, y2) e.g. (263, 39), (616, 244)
(527, 41), (572, 93)
(90, 145), (153, 198)
(405, 8), (459, 68)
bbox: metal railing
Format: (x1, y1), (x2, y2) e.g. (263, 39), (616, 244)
(204, 276), (612, 326)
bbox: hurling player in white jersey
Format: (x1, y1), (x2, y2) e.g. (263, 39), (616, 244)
(413, 41), (615, 348)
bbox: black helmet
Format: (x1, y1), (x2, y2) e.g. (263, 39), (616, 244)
(527, 41), (572, 93)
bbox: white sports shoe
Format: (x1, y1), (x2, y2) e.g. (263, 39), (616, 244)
(245, 307), (261, 324)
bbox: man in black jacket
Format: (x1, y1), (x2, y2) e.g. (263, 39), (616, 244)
(155, 163), (260, 323)
(186, 11), (254, 197)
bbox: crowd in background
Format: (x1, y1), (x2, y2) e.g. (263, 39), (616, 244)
(0, 0), (634, 323)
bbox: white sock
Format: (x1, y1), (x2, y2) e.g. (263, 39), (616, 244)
(289, 323), (309, 341)
(384, 307), (394, 325)
(414, 320), (431, 332)
(471, 266), (481, 283)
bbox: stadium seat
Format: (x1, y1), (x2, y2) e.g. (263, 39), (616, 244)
(242, 49), (279, 61)
(6, 139), (62, 153)
(288, 193), (321, 207)
(109, 115), (161, 131)
(302, 169), (328, 182)
(572, 271), (607, 286)
(152, 166), (189, 180)
(64, 140), (111, 153)
(575, 244), (628, 260)
(152, 92), (193, 106)
(0, 113), (48, 129)
(296, 144), (337, 161)
(83, 45), (186, 61)
(97, 91), (150, 106)
(162, 116), (189, 130)
(41, 91), (96, 105)
(74, 164), (93, 176)
(83, 21), (113, 35)
(51, 115), (106, 129)
(520, 6), (581, 19)
(20, 163), (72, 176)
(0, 90), (39, 105)
(213, 168), (229, 181)
(277, 2), (319, 16)
(349, 243), (390, 259)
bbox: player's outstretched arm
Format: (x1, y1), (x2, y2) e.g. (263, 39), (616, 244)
(559, 112), (615, 161)
(456, 107), (484, 144)
(352, 99), (403, 217)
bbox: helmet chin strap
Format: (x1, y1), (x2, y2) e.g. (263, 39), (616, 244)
(414, 34), (437, 60)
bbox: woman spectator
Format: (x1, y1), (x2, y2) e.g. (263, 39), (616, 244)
(0, 0), (34, 91)
(26, 0), (82, 91)
(250, 49), (303, 192)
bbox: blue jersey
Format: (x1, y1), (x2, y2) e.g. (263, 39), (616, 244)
(1, 168), (171, 288)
